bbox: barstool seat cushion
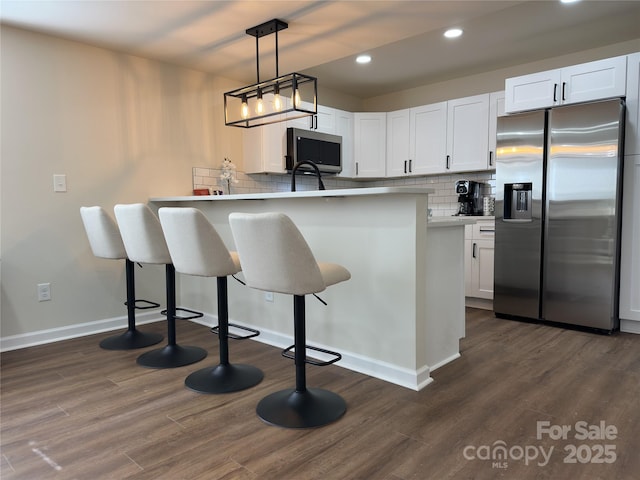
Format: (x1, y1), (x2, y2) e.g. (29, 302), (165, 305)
(158, 207), (241, 277)
(80, 206), (127, 260)
(317, 262), (351, 289)
(229, 212), (350, 296)
(114, 203), (172, 265)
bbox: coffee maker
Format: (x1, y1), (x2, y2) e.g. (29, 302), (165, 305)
(455, 180), (484, 215)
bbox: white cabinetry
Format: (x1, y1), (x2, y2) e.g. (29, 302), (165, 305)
(335, 109), (355, 178)
(465, 219), (495, 301)
(625, 53), (640, 155)
(618, 52), (640, 332)
(287, 105), (335, 133)
(488, 91), (505, 170)
(505, 55), (627, 113)
(620, 154), (640, 331)
(446, 94), (490, 172)
(386, 103), (448, 177)
(243, 121), (286, 174)
(386, 109), (411, 176)
(353, 112), (386, 178)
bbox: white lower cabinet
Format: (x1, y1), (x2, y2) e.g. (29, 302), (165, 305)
(620, 154), (640, 331)
(465, 219), (495, 300)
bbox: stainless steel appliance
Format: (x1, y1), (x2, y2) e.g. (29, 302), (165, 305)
(286, 127), (342, 174)
(494, 99), (625, 332)
(455, 180), (487, 216)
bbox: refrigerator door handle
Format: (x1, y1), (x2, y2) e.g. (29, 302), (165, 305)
(502, 218), (533, 223)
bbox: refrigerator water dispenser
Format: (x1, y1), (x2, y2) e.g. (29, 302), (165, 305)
(504, 183), (533, 220)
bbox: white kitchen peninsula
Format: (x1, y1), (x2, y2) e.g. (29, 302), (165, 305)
(150, 187), (474, 390)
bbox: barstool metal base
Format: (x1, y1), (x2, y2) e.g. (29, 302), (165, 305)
(136, 344), (207, 369)
(256, 388), (346, 429)
(185, 363), (264, 394)
(99, 329), (163, 350)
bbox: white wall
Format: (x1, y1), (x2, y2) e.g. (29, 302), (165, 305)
(0, 25), (243, 339)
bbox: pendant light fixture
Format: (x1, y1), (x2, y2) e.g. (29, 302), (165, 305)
(224, 19), (318, 128)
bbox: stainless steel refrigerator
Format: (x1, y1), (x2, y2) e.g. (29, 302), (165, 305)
(494, 98), (625, 332)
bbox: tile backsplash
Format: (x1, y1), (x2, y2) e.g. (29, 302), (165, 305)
(193, 167), (495, 217)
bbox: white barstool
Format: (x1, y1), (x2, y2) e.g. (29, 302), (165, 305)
(158, 207), (263, 393)
(80, 206), (163, 350)
(229, 212), (350, 428)
(114, 203), (207, 368)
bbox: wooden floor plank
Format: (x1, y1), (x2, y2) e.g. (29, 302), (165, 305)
(2, 310), (639, 479)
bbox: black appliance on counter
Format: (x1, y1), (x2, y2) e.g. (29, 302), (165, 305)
(455, 180), (486, 216)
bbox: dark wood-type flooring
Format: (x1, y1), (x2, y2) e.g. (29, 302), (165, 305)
(1, 308), (639, 479)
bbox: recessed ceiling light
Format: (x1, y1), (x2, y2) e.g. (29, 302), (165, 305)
(356, 54), (371, 64)
(444, 28), (463, 39)
(560, 0), (581, 4)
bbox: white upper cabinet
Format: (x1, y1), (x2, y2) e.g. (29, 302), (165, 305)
(488, 91), (505, 170)
(505, 56), (627, 113)
(335, 109), (355, 178)
(386, 103), (448, 177)
(386, 109), (411, 176)
(353, 112), (386, 178)
(243, 121), (287, 174)
(287, 105), (335, 133)
(446, 94), (490, 172)
(625, 53), (640, 156)
(410, 102), (448, 175)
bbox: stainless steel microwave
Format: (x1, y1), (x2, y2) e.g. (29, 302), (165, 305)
(286, 127), (342, 174)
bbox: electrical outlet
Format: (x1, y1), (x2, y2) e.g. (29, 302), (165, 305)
(264, 291), (274, 302)
(38, 283), (51, 302)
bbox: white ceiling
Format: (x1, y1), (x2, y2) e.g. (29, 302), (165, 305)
(1, 1), (639, 98)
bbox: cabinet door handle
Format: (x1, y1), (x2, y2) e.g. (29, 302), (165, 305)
(356, 162), (359, 176)
(562, 82), (566, 101)
(446, 155), (451, 169)
(310, 116), (314, 129)
(315, 115), (318, 129)
(404, 160), (407, 174)
(409, 159), (412, 173)
(553, 84), (558, 102)
(489, 151), (493, 166)
(472, 242), (477, 258)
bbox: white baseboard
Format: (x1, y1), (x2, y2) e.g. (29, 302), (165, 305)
(0, 311), (457, 391)
(195, 313), (435, 391)
(620, 319), (640, 334)
(0, 310), (164, 352)
(465, 297), (493, 310)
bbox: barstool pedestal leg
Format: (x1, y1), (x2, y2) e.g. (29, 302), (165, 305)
(185, 277), (263, 393)
(137, 265), (207, 368)
(256, 295), (346, 428)
(100, 260), (163, 350)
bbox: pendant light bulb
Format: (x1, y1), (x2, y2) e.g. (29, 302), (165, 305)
(291, 78), (300, 108)
(273, 84), (282, 111)
(256, 89), (264, 114)
(241, 95), (249, 119)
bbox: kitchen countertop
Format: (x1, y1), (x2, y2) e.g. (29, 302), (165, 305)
(150, 186), (435, 202)
(428, 216), (478, 227)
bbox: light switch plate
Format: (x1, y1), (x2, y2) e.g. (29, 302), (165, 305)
(53, 174), (67, 192)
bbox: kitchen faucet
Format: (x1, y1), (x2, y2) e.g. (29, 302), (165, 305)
(290, 160), (325, 192)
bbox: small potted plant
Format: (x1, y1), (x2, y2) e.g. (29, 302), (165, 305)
(220, 157), (239, 195)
